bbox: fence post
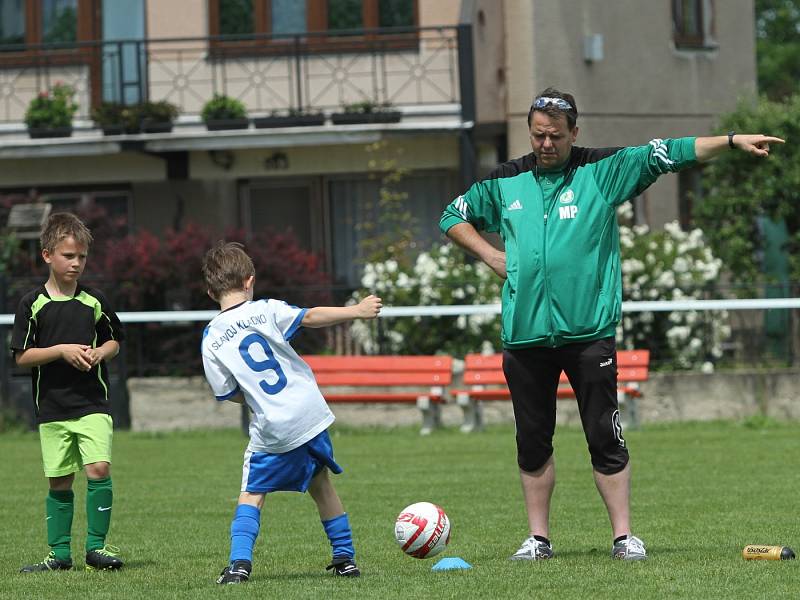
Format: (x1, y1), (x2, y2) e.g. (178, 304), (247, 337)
(0, 273), (7, 413)
(112, 340), (131, 429)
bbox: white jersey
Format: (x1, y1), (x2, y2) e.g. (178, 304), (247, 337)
(201, 299), (334, 453)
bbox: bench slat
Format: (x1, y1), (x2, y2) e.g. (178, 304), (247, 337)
(304, 355), (452, 372)
(314, 372), (451, 386)
(464, 350), (649, 369)
(459, 351), (649, 404)
(326, 393), (443, 403)
(464, 366), (648, 385)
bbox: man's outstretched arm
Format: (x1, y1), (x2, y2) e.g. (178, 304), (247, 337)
(695, 134), (785, 162)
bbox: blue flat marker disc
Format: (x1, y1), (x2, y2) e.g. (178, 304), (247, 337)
(432, 557), (472, 571)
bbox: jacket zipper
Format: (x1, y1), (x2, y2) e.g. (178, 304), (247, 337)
(541, 171), (571, 347)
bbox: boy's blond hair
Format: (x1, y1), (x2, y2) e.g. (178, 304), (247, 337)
(40, 212), (93, 252)
(203, 241), (255, 301)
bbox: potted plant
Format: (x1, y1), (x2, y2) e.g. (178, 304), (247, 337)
(201, 94), (249, 131)
(253, 107), (325, 129)
(25, 83), (78, 138)
(137, 100), (179, 133)
(331, 101), (401, 125)
(91, 102), (140, 135)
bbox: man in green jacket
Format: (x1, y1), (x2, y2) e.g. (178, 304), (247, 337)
(439, 87), (783, 561)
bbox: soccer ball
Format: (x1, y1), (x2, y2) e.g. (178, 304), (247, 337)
(394, 501), (451, 559)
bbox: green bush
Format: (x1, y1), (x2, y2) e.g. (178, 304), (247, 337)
(91, 102), (139, 132)
(201, 94), (247, 121)
(90, 100), (179, 131)
(24, 83), (77, 129)
(342, 100), (395, 114)
(137, 100), (179, 124)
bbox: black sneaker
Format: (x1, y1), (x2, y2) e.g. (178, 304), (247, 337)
(85, 545), (123, 571)
(326, 557), (360, 577)
(216, 560), (251, 584)
(20, 551), (73, 573)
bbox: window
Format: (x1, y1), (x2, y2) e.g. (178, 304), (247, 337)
(42, 190), (131, 224)
(41, 0), (77, 44)
(242, 178), (323, 253)
(0, 0), (25, 47)
(0, 0), (98, 60)
(272, 0), (306, 35)
(672, 0), (714, 49)
(218, 0), (255, 36)
(209, 0), (417, 47)
(329, 171), (456, 287)
(327, 0), (362, 31)
(378, 0), (414, 28)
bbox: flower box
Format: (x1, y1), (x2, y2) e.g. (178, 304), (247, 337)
(205, 118), (251, 131)
(330, 111), (402, 125)
(100, 124), (141, 136)
(253, 114), (326, 128)
(140, 120), (173, 134)
(28, 126), (73, 139)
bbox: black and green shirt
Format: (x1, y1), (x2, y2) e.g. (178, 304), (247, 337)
(440, 138), (697, 349)
(10, 284), (124, 424)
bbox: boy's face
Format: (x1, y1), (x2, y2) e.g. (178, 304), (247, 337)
(42, 236), (88, 283)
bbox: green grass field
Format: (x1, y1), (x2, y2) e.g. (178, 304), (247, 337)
(1, 420), (798, 599)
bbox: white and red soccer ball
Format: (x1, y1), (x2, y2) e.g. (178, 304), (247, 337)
(394, 501), (451, 559)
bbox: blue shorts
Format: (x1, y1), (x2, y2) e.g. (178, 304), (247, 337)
(240, 430), (343, 493)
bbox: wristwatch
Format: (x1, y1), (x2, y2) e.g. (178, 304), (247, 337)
(727, 131), (736, 149)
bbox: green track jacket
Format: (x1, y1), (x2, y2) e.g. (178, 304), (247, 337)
(440, 137), (697, 348)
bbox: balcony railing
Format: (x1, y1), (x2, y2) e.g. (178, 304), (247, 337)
(0, 25), (471, 125)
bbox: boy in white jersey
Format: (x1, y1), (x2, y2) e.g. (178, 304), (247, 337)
(201, 241), (382, 585)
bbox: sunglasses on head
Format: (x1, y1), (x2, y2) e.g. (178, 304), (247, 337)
(532, 97), (574, 112)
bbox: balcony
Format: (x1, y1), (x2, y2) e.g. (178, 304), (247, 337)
(0, 25), (474, 156)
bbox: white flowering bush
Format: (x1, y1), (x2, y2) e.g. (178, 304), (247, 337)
(618, 204), (731, 370)
(350, 243), (502, 355)
(352, 207), (730, 369)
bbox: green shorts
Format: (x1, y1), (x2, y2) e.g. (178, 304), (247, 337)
(39, 413), (113, 478)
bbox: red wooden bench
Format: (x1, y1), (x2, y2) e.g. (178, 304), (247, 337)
(452, 350), (649, 432)
(302, 355), (453, 434)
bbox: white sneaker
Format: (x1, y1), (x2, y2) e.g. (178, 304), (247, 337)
(611, 535), (647, 560)
(509, 536), (554, 560)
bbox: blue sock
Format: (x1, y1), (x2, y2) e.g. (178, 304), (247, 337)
(229, 504), (260, 564)
(322, 513), (355, 560)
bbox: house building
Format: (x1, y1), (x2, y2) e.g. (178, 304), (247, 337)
(0, 0), (756, 289)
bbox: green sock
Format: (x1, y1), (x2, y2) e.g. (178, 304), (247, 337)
(86, 477), (113, 552)
(46, 490), (74, 561)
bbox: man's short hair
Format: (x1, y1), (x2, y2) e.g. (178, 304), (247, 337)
(203, 241), (255, 301)
(528, 87), (579, 130)
(40, 212), (93, 252)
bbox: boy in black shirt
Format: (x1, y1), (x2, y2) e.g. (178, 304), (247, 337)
(12, 213), (125, 573)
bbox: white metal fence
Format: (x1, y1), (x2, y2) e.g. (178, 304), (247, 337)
(2, 297), (798, 326)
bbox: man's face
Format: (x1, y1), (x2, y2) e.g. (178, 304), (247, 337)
(42, 236), (88, 283)
(529, 111), (578, 170)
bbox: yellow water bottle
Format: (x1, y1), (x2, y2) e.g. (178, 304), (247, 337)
(742, 545), (796, 560)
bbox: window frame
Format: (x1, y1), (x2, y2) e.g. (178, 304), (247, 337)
(0, 0), (100, 68)
(672, 0), (714, 49)
(208, 0), (419, 54)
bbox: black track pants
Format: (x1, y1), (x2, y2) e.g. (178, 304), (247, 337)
(503, 337), (629, 475)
